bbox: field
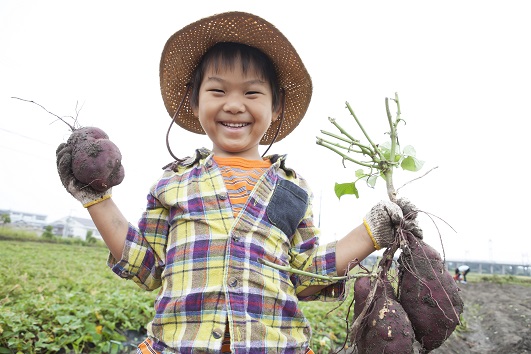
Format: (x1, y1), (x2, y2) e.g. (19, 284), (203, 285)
(1, 238), (530, 353)
(432, 278), (531, 354)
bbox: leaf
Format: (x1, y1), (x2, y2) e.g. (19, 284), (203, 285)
(401, 156), (425, 172)
(334, 182), (359, 200)
(379, 141), (402, 162)
(355, 169), (365, 178)
(56, 315), (76, 325)
(402, 145), (416, 157)
(367, 175), (378, 188)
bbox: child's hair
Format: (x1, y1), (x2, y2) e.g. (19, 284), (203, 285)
(189, 42), (282, 113)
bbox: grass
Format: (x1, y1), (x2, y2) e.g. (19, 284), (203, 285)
(0, 240), (156, 354)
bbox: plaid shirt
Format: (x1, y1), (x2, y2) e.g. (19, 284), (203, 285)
(109, 148), (344, 353)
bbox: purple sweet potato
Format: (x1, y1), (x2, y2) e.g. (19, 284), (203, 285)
(398, 231), (464, 352)
(67, 127), (124, 192)
(354, 276), (372, 322)
(354, 277), (415, 354)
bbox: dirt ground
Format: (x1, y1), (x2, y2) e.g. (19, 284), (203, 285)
(431, 281), (531, 354)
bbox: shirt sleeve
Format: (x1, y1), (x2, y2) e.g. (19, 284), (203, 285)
(107, 183), (169, 291)
(288, 180), (346, 302)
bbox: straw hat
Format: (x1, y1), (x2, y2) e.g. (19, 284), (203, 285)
(160, 11), (312, 145)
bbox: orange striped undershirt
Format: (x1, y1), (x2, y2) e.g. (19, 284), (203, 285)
(213, 156), (271, 217)
(214, 156), (270, 353)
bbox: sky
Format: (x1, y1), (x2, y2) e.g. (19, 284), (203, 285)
(1, 1), (530, 265)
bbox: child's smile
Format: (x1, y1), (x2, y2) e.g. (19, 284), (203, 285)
(192, 59), (280, 160)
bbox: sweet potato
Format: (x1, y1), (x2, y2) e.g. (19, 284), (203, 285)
(353, 276), (372, 322)
(67, 127), (124, 192)
(398, 231), (464, 352)
(353, 277), (415, 353)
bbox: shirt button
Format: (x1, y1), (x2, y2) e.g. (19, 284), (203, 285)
(212, 329), (223, 339)
(229, 277), (238, 287)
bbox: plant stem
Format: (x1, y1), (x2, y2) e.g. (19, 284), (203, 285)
(345, 102), (384, 162)
(327, 117), (357, 142)
(316, 138), (376, 168)
(258, 258), (375, 281)
(384, 97), (397, 202)
(318, 133), (374, 156)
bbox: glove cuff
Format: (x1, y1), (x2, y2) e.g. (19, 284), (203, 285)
(363, 218), (382, 250)
(83, 193), (112, 208)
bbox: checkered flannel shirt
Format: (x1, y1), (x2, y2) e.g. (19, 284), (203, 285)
(108, 148), (344, 353)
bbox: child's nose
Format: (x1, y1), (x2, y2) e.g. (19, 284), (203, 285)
(223, 95), (246, 114)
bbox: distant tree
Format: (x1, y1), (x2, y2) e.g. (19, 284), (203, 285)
(42, 225), (54, 239)
(1, 214), (11, 224)
(85, 230), (96, 244)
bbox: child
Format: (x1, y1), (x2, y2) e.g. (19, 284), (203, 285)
(56, 11), (421, 354)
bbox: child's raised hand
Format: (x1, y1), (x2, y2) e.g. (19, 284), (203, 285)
(56, 127), (123, 208)
(396, 198), (423, 240)
(363, 200), (403, 250)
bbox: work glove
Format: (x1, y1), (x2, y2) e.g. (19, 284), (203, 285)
(396, 197), (423, 240)
(363, 198), (423, 250)
(56, 142), (112, 208)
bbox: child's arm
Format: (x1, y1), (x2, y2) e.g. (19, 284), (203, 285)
(296, 223), (373, 298)
(87, 198), (128, 260)
(334, 223), (375, 276)
(297, 200), (414, 298)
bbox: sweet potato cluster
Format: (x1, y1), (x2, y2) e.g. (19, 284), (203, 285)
(351, 230), (464, 353)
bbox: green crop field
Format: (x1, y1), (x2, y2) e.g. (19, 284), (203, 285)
(0, 239), (354, 354)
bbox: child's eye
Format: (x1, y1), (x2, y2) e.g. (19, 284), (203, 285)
(208, 89), (224, 93)
(246, 91), (262, 96)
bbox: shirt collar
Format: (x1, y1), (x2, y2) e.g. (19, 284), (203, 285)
(164, 148), (295, 177)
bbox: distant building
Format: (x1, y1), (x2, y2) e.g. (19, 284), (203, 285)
(0, 209), (47, 228)
(50, 216), (102, 240)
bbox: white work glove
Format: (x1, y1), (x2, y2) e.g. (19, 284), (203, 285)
(396, 197), (423, 240)
(363, 198), (423, 250)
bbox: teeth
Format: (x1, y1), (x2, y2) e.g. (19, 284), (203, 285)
(222, 122), (248, 128)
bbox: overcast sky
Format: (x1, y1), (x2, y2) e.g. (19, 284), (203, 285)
(1, 1), (530, 265)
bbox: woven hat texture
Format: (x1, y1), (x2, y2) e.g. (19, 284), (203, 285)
(160, 11), (312, 144)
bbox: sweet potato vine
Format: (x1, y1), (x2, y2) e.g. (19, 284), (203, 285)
(316, 93), (425, 202)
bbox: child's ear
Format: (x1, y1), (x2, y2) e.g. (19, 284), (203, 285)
(272, 89), (284, 122)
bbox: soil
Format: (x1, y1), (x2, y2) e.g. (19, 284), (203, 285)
(431, 281), (531, 354)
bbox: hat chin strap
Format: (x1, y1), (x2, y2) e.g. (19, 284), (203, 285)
(166, 86), (284, 160)
(166, 84), (191, 161)
(261, 88), (286, 157)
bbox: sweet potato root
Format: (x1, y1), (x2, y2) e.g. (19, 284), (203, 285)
(353, 277), (415, 354)
(398, 230), (464, 352)
(67, 127), (124, 192)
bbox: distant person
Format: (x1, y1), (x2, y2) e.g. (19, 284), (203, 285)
(457, 264), (470, 283)
(454, 267), (460, 281)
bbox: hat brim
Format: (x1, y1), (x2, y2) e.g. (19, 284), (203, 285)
(160, 11), (312, 145)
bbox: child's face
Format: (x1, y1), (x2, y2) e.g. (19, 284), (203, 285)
(192, 58), (281, 159)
